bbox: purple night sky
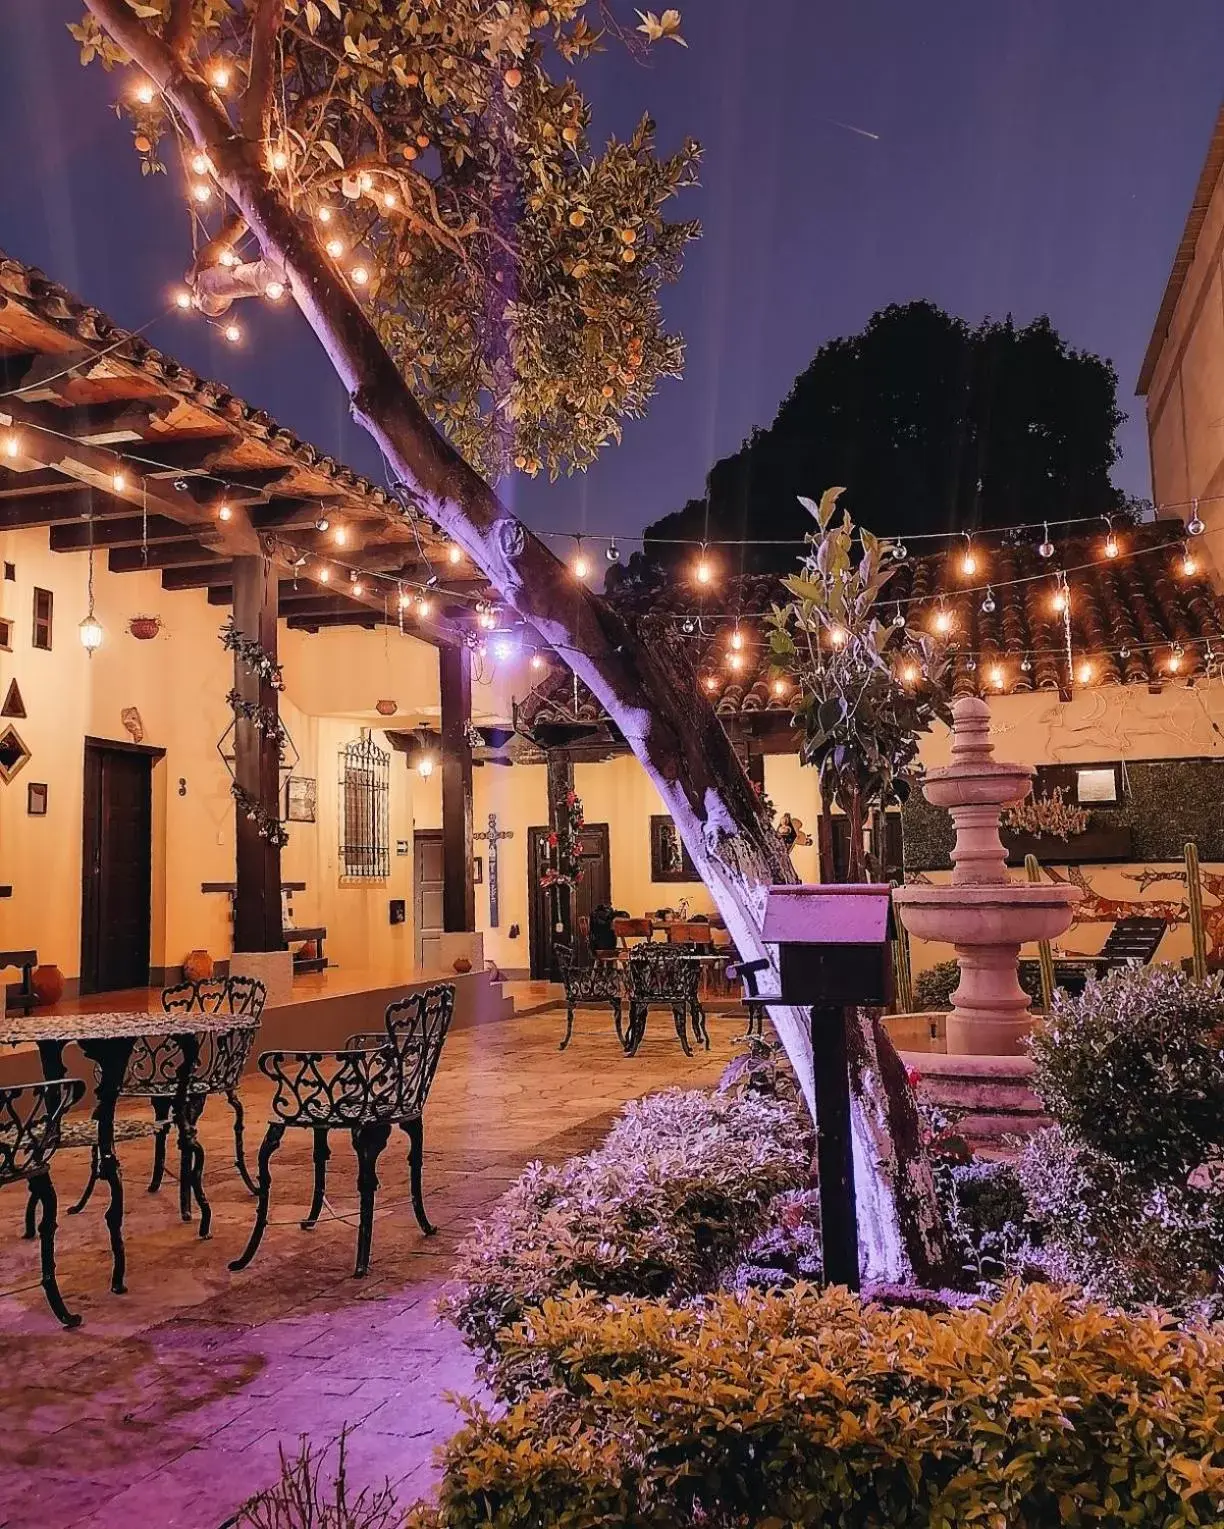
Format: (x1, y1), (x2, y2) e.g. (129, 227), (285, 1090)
(2, 1), (1221, 546)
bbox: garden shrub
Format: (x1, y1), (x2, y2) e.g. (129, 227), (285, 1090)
(1028, 965), (1224, 1179)
(438, 1086), (811, 1390)
(915, 957), (1043, 1011)
(407, 1281), (1224, 1529)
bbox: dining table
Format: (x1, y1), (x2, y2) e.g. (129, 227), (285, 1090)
(0, 1010), (259, 1293)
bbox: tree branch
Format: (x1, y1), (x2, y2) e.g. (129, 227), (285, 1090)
(165, 0), (194, 58)
(242, 0), (282, 143)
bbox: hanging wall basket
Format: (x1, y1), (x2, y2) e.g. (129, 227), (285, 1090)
(375, 699), (398, 717)
(128, 615), (163, 641)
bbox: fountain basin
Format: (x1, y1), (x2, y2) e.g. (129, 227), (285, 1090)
(894, 884), (1081, 947)
(920, 763), (1033, 810)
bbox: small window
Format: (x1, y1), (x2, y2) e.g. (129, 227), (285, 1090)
(338, 732), (390, 879)
(0, 617), (11, 651)
(32, 588), (52, 650)
(4, 563), (15, 582)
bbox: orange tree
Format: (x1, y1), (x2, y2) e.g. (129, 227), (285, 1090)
(73, 0), (949, 1285)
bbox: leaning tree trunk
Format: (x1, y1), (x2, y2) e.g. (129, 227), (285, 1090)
(86, 0), (951, 1286)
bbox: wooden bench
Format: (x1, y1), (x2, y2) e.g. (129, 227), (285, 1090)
(0, 950), (37, 1013)
(285, 927), (328, 975)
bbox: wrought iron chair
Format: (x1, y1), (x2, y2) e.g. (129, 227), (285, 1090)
(230, 984), (454, 1278)
(555, 943), (624, 1051)
(64, 977), (266, 1238)
(3, 1079), (86, 1327)
(624, 944), (708, 1057)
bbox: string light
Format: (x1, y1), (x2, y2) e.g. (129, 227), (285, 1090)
(314, 514), (330, 533)
(933, 603), (952, 635)
(1038, 522), (1054, 559)
(1181, 544), (1199, 578)
(350, 266), (370, 287)
(416, 594), (433, 617)
(190, 152), (211, 176)
(4, 432), (20, 458)
(333, 525), (348, 547)
(730, 627), (744, 651)
(383, 191), (397, 209)
(891, 604), (906, 628)
(989, 664), (1005, 689)
(1188, 500), (1206, 537)
(960, 535), (978, 577)
(223, 322), (241, 344)
(191, 183), (211, 204)
(264, 280), (286, 302)
(728, 652), (744, 672)
(1077, 659), (1093, 684)
(112, 470), (127, 493)
(270, 148), (288, 171)
(325, 237), (345, 258)
(352, 580), (364, 597)
(174, 288), (192, 310)
(981, 586), (996, 614)
(771, 677), (788, 698)
(828, 624), (847, 648)
(1104, 521), (1120, 559)
(209, 62), (231, 90)
(133, 79), (155, 105)
(531, 652), (545, 671)
(694, 546), (714, 585)
(218, 249), (238, 268)
(902, 662), (920, 685)
(447, 543), (462, 565)
(606, 538), (621, 564)
(572, 540), (591, 580)
(1051, 583), (1068, 614)
(317, 206), (333, 224)
(318, 566), (331, 584)
(217, 502), (233, 522)
(1169, 646), (1184, 673)
(398, 590), (412, 611)
(703, 675), (718, 693)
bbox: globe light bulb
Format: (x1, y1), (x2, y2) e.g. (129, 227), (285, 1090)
(891, 606), (906, 628)
(326, 237), (345, 258)
(218, 503), (233, 522)
(989, 664), (1004, 688)
(933, 608), (951, 634)
(317, 206), (333, 224)
(902, 663), (919, 685)
(1105, 532), (1119, 559)
(224, 322), (241, 344)
(573, 550), (591, 580)
(174, 288), (192, 310)
(318, 566), (331, 584)
(209, 63), (231, 90)
(1038, 523), (1054, 558)
(383, 191), (397, 209)
(134, 80), (155, 105)
(271, 148), (288, 171)
(333, 525), (348, 546)
(981, 587), (996, 614)
(730, 628), (744, 651)
(191, 152), (211, 176)
(1188, 502), (1205, 536)
(264, 280), (285, 302)
(447, 543), (462, 565)
(218, 249), (238, 268)
(1078, 660), (1093, 684)
(191, 183), (211, 204)
(606, 539), (620, 563)
(829, 625), (847, 648)
(350, 265), (369, 286)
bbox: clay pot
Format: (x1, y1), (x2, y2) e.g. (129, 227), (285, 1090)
(182, 949), (214, 983)
(375, 699), (398, 717)
(128, 616), (162, 641)
(31, 965), (65, 1007)
(452, 956), (473, 974)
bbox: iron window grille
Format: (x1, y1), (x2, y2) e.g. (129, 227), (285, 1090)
(339, 731), (390, 879)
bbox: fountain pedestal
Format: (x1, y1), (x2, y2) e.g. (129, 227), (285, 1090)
(893, 697), (1081, 1054)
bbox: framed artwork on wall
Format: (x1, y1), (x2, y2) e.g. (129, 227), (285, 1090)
(650, 814), (697, 882)
(285, 775), (317, 823)
(27, 782), (47, 816)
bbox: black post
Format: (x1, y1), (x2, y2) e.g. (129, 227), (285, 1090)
(439, 645), (475, 933)
(232, 556), (284, 953)
(810, 1002), (860, 1290)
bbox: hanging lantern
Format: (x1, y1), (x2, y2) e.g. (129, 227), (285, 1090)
(79, 613), (104, 654)
(417, 753), (435, 778)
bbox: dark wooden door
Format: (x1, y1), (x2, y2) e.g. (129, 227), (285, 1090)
(528, 822), (611, 980)
(414, 830), (446, 971)
(81, 743), (154, 994)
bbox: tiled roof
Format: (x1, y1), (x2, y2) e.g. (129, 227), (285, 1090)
(520, 522), (1224, 730)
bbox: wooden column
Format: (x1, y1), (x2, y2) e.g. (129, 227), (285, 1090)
(232, 556), (284, 953)
(439, 645), (475, 932)
(546, 749), (575, 948)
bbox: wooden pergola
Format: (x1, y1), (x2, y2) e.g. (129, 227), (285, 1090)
(0, 254), (496, 959)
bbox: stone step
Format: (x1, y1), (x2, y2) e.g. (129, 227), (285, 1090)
(899, 1049), (1049, 1147)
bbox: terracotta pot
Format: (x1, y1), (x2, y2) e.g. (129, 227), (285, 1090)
(298, 939), (318, 962)
(128, 616), (162, 641)
(375, 699), (398, 717)
(452, 956), (473, 974)
(31, 965), (65, 1007)
(182, 949), (214, 983)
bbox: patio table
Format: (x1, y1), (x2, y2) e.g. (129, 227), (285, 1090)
(0, 1010), (258, 1294)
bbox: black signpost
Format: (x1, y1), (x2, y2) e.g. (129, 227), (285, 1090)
(732, 883), (896, 1292)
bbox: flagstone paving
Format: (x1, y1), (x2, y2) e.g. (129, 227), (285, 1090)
(0, 1007), (737, 1529)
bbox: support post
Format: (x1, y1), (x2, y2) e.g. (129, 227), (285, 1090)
(439, 645), (475, 933)
(546, 750), (575, 953)
(811, 1003), (860, 1290)
(232, 556), (284, 953)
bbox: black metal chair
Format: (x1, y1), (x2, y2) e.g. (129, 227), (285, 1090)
(230, 984), (455, 1278)
(64, 977), (266, 1238)
(555, 943), (624, 1051)
(3, 1079), (86, 1328)
(624, 944), (708, 1057)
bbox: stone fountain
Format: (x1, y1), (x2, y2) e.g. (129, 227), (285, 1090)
(893, 696), (1082, 1055)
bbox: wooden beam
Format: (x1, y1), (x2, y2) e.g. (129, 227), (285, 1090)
(0, 469), (95, 501)
(286, 611), (381, 630)
(231, 556), (284, 954)
(9, 396), (178, 443)
(109, 542), (217, 571)
(0, 489), (107, 529)
(440, 645), (475, 933)
(50, 514), (203, 552)
(162, 562), (235, 591)
(117, 433), (239, 472)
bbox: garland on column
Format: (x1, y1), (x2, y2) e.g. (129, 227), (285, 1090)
(540, 789), (586, 889)
(220, 617), (290, 849)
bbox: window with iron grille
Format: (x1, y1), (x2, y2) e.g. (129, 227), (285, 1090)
(338, 732), (390, 879)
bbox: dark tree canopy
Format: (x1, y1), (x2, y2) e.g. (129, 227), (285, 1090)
(621, 302), (1126, 582)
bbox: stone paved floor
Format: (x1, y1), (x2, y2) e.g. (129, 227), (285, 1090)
(0, 1007), (735, 1529)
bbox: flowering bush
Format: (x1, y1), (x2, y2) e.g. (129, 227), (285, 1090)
(406, 1281), (1224, 1528)
(438, 1086), (811, 1394)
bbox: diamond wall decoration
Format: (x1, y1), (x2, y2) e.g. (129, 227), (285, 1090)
(0, 724), (30, 784)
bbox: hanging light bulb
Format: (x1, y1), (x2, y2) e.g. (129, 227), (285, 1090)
(223, 322), (241, 344)
(1078, 659), (1094, 685)
(960, 535), (978, 577)
(606, 539), (620, 563)
(264, 280), (286, 302)
(318, 566), (331, 584)
(1169, 646), (1184, 673)
(317, 205), (333, 224)
(270, 147), (288, 171)
(209, 61), (231, 89)
(217, 502), (233, 522)
(350, 265), (370, 287)
(902, 662), (919, 685)
(174, 288), (193, 310)
(728, 651), (744, 672)
(771, 677), (788, 698)
(829, 624), (847, 648)
(133, 79), (156, 105)
(981, 586), (996, 614)
(965, 657), (977, 673)
(190, 152), (211, 177)
(313, 514), (331, 533)
(530, 652), (545, 671)
(325, 237), (345, 258)
(417, 594), (433, 617)
(891, 542), (908, 562)
(191, 182), (211, 203)
(417, 752), (435, 780)
(1188, 500), (1206, 537)
(1104, 521), (1119, 559)
(333, 525), (348, 547)
(933, 604), (952, 635)
(703, 675), (718, 693)
(730, 627), (744, 651)
(447, 543), (462, 565)
(572, 540), (591, 580)
(1038, 522), (1054, 558)
(1051, 583), (1068, 615)
(383, 190), (398, 209)
(1181, 544), (1199, 578)
(79, 612), (104, 653)
(352, 580), (365, 597)
(111, 470), (127, 493)
(1119, 644), (1130, 659)
(1020, 655), (1033, 672)
(989, 663), (1005, 689)
(891, 605), (906, 629)
(3, 432), (19, 458)
(681, 616), (697, 635)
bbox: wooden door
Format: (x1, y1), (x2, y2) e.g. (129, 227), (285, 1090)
(413, 830), (446, 971)
(528, 822), (611, 980)
(81, 742), (154, 994)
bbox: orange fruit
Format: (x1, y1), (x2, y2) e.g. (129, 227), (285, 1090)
(416, 133), (430, 148)
(568, 210), (586, 228)
(620, 228), (637, 244)
(601, 385), (614, 398)
(621, 249), (637, 263)
(504, 67), (522, 88)
(562, 126), (579, 144)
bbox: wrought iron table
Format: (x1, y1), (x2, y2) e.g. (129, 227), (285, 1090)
(0, 1011), (258, 1293)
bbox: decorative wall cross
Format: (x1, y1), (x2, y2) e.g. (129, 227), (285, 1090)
(474, 812), (514, 927)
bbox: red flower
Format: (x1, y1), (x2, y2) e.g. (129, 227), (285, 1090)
(905, 1066), (922, 1089)
(547, 832), (558, 847)
(565, 790), (577, 805)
